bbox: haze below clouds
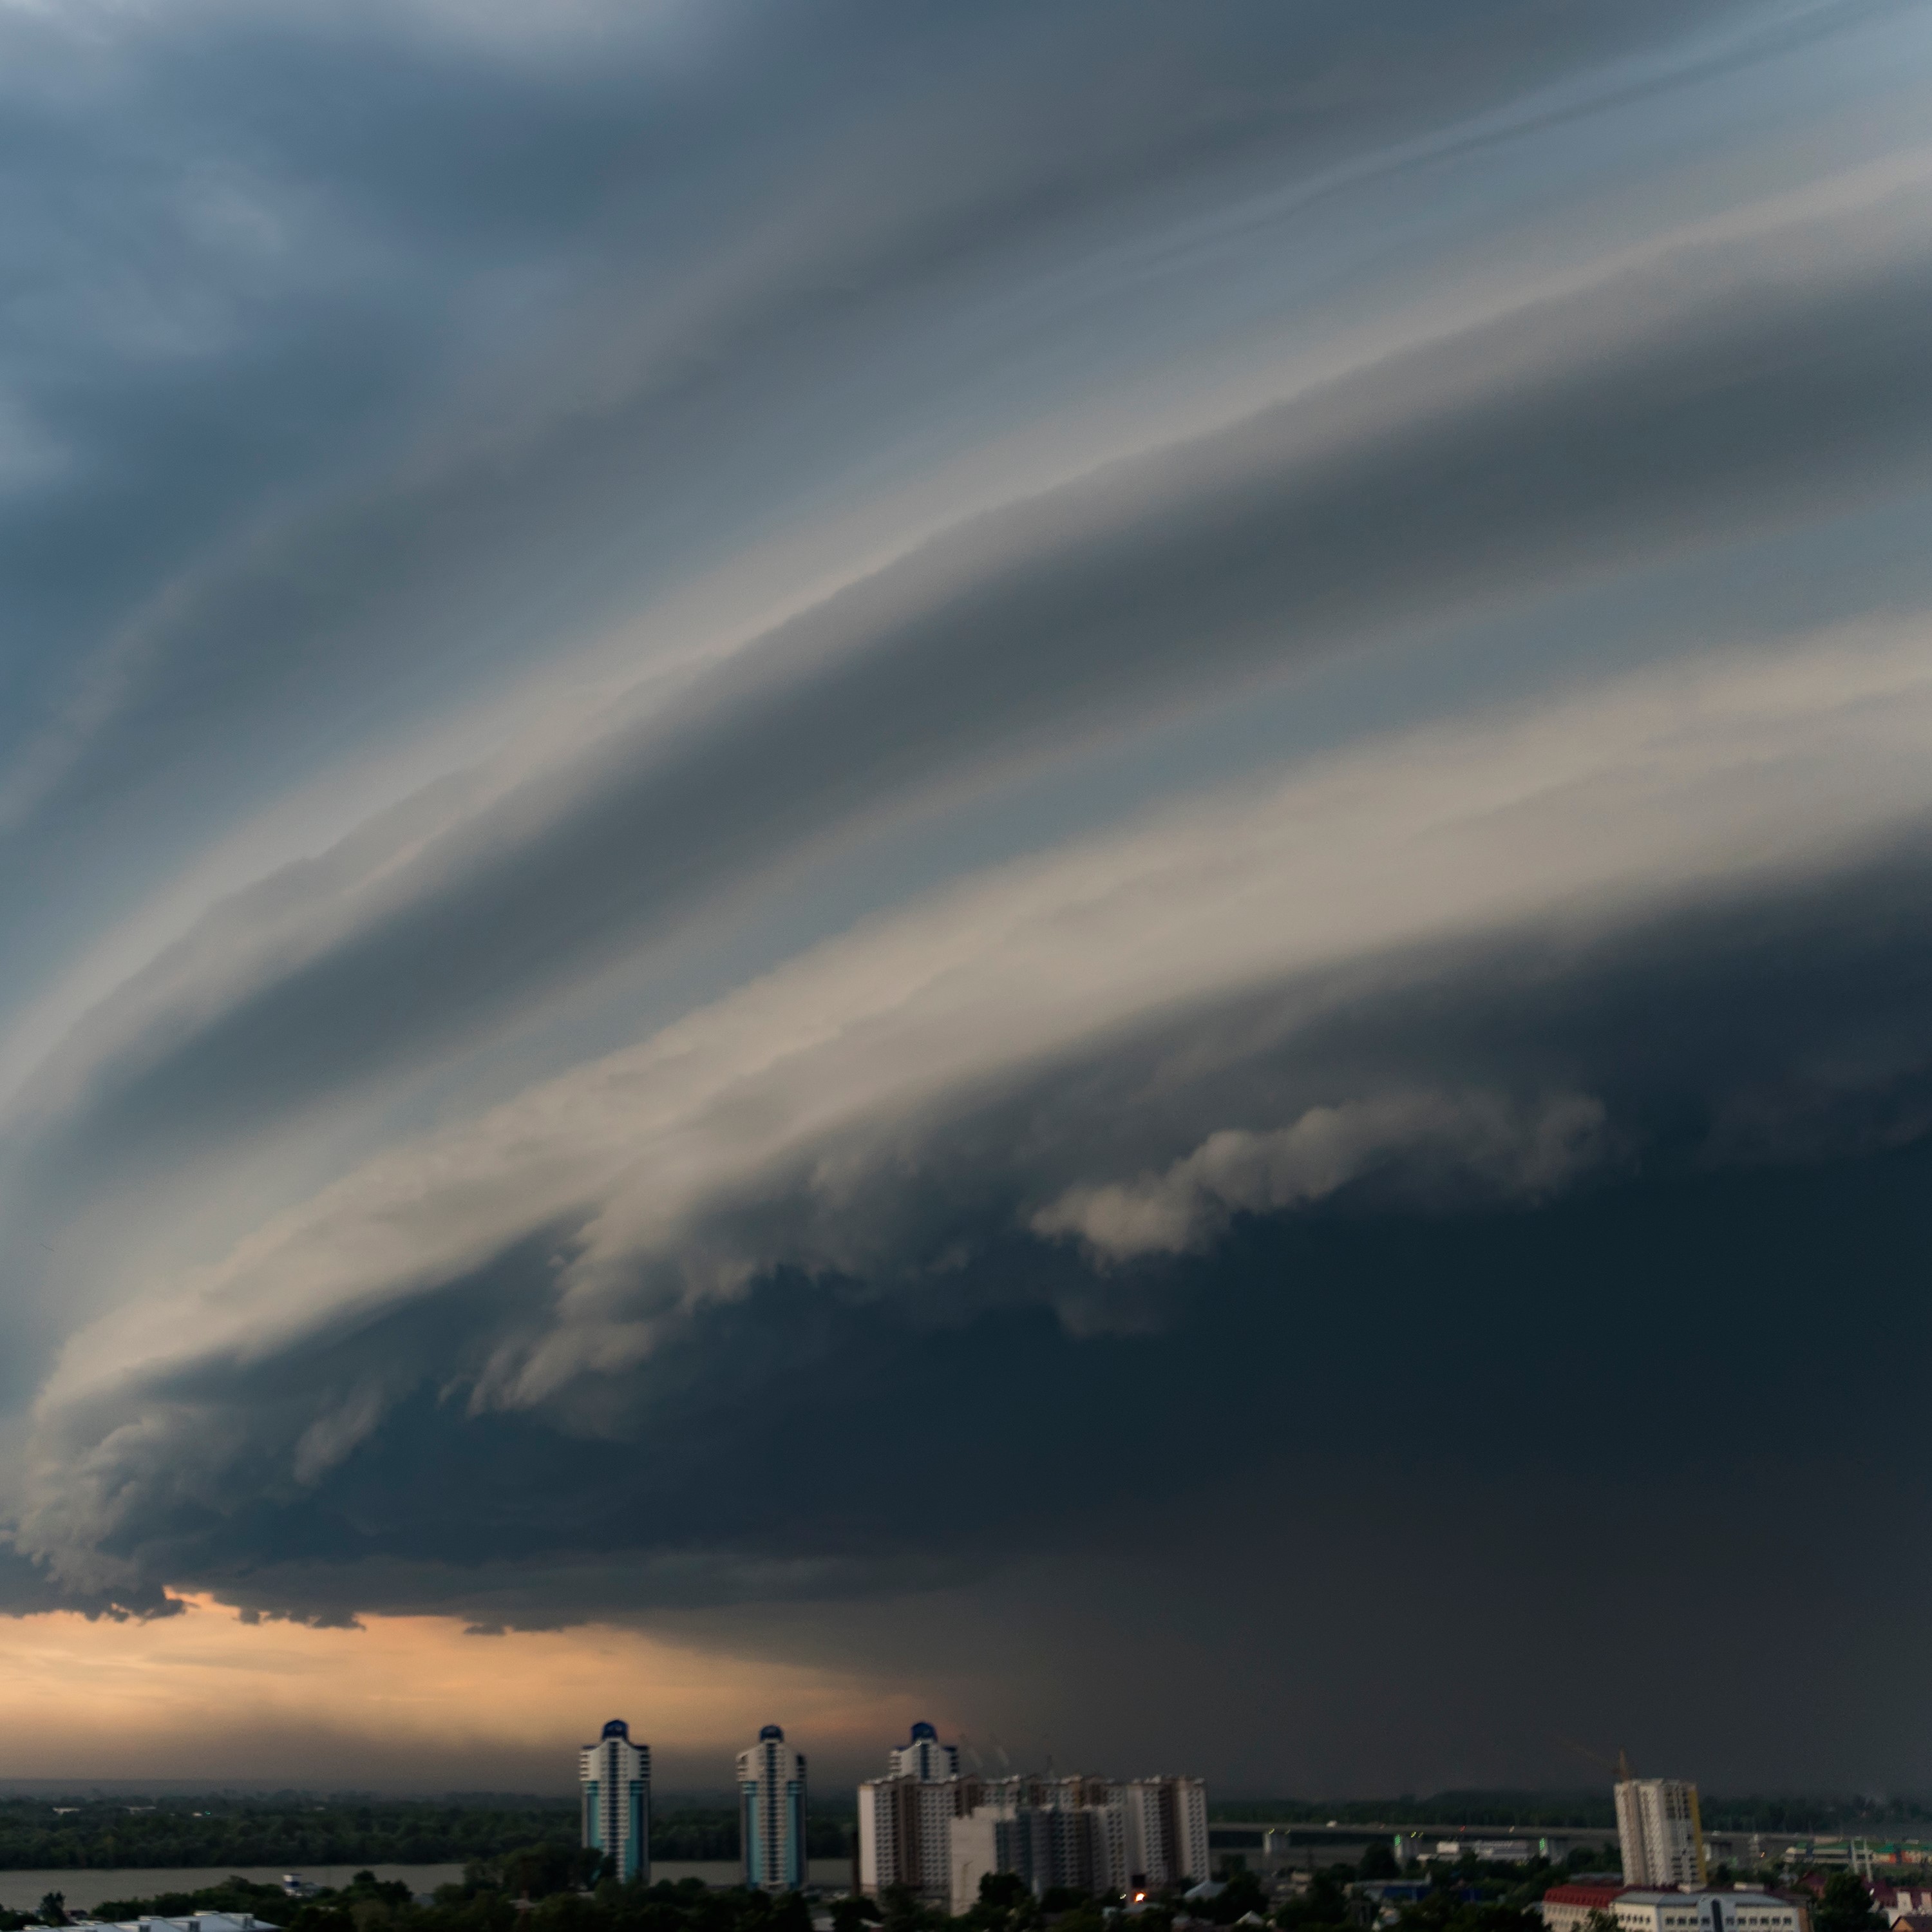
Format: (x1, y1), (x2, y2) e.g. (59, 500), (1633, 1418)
(3, 0), (1932, 1797)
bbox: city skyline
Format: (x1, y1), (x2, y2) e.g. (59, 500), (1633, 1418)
(2, 0), (1931, 1797)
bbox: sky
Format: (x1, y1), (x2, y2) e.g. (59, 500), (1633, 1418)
(4, 0), (1932, 1801)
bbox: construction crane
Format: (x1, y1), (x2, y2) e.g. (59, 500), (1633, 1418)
(1558, 1738), (1638, 1783)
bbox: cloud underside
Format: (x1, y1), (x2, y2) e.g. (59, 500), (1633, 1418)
(26, 217), (1932, 1170)
(5, 0), (1932, 1666)
(16, 618), (1932, 1616)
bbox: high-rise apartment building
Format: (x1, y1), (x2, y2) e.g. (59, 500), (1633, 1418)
(860, 1777), (968, 1900)
(950, 1803), (1108, 1910)
(739, 1724), (808, 1893)
(944, 1774), (1209, 1911)
(860, 1725), (967, 1901)
(890, 1721), (960, 1783)
(580, 1718), (651, 1883)
(1615, 1779), (1707, 1888)
(1115, 1778), (1210, 1893)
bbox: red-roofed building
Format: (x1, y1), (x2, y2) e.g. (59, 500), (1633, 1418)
(1542, 1882), (1628, 1932)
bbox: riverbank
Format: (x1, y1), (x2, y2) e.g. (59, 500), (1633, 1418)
(0, 1861), (857, 1915)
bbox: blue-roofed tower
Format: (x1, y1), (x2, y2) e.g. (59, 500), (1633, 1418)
(887, 1721), (959, 1782)
(580, 1718), (651, 1882)
(737, 1723), (808, 1892)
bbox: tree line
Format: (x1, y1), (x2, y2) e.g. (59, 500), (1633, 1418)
(1209, 1795), (1932, 1833)
(0, 1843), (1901, 1932)
(0, 1858), (1522, 1932)
(0, 1801), (851, 1873)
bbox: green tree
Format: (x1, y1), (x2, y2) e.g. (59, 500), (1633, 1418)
(1391, 1887), (1542, 1932)
(877, 1885), (916, 1931)
(1055, 1906), (1111, 1932)
(93, 1877), (289, 1920)
(963, 1873), (1043, 1932)
(343, 1874), (414, 1908)
(1278, 1865), (1354, 1932)
(35, 1894), (65, 1927)
(499, 1844), (578, 1902)
(528, 1895), (604, 1932)
(1814, 1875), (1884, 1932)
(831, 1897), (882, 1932)
(1566, 1848), (1619, 1875)
(876, 1884), (944, 1932)
(1359, 1845), (1401, 1882)
(979, 1879), (1032, 1913)
(1197, 1872), (1267, 1925)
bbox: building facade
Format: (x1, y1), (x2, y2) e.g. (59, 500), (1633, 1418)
(944, 1773), (1209, 1911)
(949, 1804), (1110, 1912)
(890, 1721), (961, 1783)
(581, 1718), (651, 1883)
(1542, 1883), (1628, 1932)
(860, 1727), (967, 1901)
(1613, 1893), (1805, 1932)
(1112, 1778), (1210, 1892)
(739, 1724), (808, 1893)
(1615, 1780), (1707, 1889)
(860, 1776), (964, 1900)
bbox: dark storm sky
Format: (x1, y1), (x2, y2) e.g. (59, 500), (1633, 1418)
(3, 0), (1932, 1794)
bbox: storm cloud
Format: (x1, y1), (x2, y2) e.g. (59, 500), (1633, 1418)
(3, 0), (1932, 1792)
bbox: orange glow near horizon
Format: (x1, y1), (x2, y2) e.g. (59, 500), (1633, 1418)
(0, 1597), (914, 1788)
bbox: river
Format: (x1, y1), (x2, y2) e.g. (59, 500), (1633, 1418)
(0, 1861), (857, 1915)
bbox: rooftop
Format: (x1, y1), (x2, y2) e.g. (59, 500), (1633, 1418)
(74, 1916), (278, 1932)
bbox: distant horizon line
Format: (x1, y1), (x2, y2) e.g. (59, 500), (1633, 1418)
(0, 1781), (1924, 1811)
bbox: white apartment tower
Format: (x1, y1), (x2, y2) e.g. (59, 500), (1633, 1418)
(739, 1724), (809, 1893)
(860, 1724), (965, 1901)
(944, 1774), (1209, 1912)
(1615, 1778), (1707, 1888)
(890, 1721), (960, 1783)
(580, 1718), (651, 1883)
(1116, 1778), (1210, 1892)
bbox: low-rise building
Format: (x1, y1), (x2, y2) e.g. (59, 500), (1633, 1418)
(1430, 1842), (1537, 1866)
(75, 1916), (276, 1932)
(1542, 1880), (1629, 1932)
(1614, 1890), (1807, 1932)
(1875, 1888), (1932, 1924)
